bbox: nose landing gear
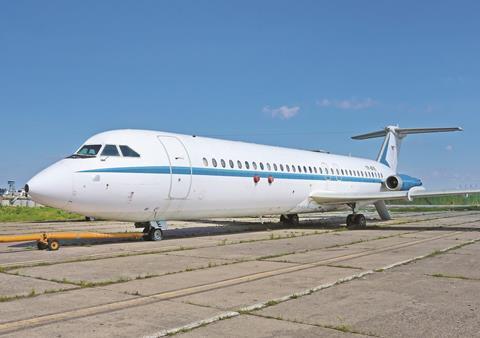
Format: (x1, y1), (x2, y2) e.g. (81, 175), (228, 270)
(136, 221), (168, 241)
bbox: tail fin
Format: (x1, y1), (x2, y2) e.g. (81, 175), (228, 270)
(352, 126), (462, 172)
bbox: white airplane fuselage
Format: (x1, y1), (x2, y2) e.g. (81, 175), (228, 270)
(27, 129), (403, 222)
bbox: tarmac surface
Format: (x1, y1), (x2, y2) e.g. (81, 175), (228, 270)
(0, 210), (480, 337)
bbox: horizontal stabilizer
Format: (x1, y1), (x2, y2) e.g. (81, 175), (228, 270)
(352, 127), (463, 140)
(351, 126), (463, 171)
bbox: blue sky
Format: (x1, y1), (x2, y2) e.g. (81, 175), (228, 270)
(1, 0), (479, 189)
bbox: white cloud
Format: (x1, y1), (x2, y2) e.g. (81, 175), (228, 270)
(316, 97), (377, 110)
(263, 105), (300, 119)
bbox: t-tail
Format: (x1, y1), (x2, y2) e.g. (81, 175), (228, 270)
(352, 126), (463, 172)
(352, 125), (463, 220)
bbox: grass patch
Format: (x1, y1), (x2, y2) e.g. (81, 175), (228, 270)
(388, 206), (480, 213)
(387, 193), (480, 206)
(0, 206), (83, 222)
(428, 273), (480, 281)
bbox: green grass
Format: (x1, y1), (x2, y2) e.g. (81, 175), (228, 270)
(387, 193), (480, 206)
(0, 206), (83, 222)
(388, 206), (480, 212)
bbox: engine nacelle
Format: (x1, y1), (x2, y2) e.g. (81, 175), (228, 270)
(384, 174), (423, 191)
(385, 175), (402, 191)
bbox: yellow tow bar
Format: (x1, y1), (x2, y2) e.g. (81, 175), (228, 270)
(0, 232), (145, 251)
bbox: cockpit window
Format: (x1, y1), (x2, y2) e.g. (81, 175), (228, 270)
(76, 144), (102, 156)
(101, 144), (120, 156)
(119, 145), (140, 157)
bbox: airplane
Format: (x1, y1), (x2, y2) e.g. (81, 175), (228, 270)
(25, 125), (480, 241)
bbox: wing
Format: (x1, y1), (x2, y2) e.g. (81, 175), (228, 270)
(310, 188), (480, 205)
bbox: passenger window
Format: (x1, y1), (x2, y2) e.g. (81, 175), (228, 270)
(229, 160), (234, 168)
(280, 164), (284, 171)
(203, 158), (208, 166)
(245, 161), (250, 169)
(285, 165), (290, 172)
(267, 163), (271, 171)
(303, 166), (307, 173)
(314, 167), (317, 174)
(341, 169), (344, 175)
(237, 160), (242, 169)
(252, 162), (258, 170)
(76, 144), (102, 156)
(221, 159), (226, 168)
(319, 167), (323, 174)
(298, 166), (302, 173)
(309, 167), (312, 173)
(336, 169), (340, 175)
(260, 162), (264, 170)
(292, 165), (296, 173)
(101, 144), (120, 156)
(273, 163), (278, 171)
(212, 158), (218, 167)
(119, 145), (140, 157)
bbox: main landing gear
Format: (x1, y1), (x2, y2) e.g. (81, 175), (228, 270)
(280, 214), (299, 226)
(135, 221), (168, 241)
(346, 203), (367, 230)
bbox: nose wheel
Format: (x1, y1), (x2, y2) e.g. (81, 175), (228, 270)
(148, 228), (163, 241)
(137, 221), (167, 241)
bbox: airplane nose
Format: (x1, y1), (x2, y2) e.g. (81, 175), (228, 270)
(27, 161), (73, 208)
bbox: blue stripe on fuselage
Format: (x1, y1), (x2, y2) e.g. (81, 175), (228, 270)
(79, 166), (383, 184)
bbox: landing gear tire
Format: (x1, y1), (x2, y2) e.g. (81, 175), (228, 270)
(289, 214), (299, 226)
(354, 214), (367, 229)
(280, 214), (299, 226)
(346, 214), (355, 228)
(346, 214), (367, 230)
(148, 228), (163, 241)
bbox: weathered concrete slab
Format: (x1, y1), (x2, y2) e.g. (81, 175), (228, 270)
(178, 313), (364, 338)
(104, 260), (296, 296)
(262, 246), (367, 265)
(0, 288), (136, 324)
(397, 241), (480, 279)
(167, 230), (410, 261)
(12, 253), (226, 284)
(0, 273), (76, 298)
(0, 237), (218, 268)
(341, 236), (477, 270)
(6, 300), (224, 338)
(174, 266), (356, 310)
(0, 211), (479, 337)
(257, 259), (480, 337)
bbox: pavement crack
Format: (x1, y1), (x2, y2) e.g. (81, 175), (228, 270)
(245, 312), (379, 337)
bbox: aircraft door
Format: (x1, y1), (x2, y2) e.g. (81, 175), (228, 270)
(157, 136), (192, 199)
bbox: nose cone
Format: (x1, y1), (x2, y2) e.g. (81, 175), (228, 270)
(27, 160), (73, 208)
